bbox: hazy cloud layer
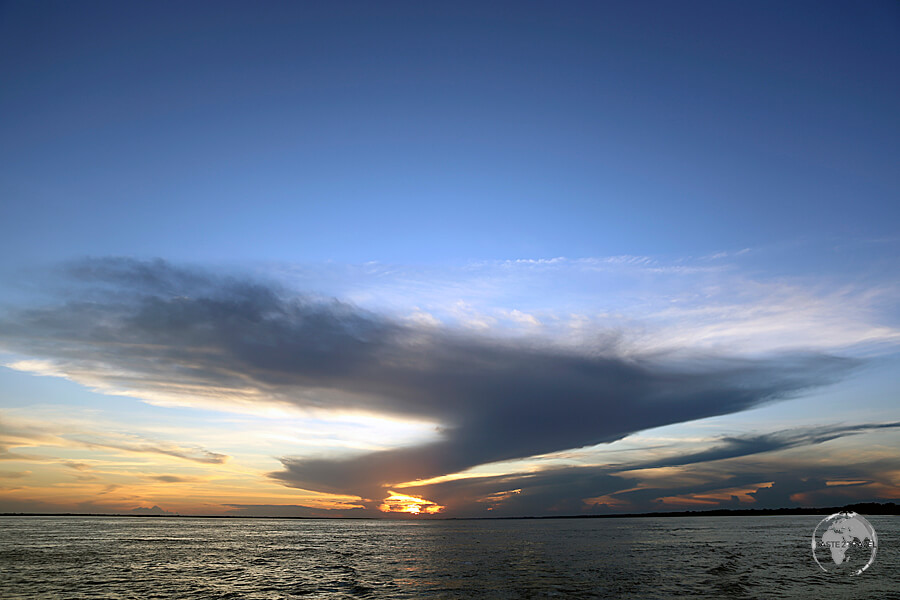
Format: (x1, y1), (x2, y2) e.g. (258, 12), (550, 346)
(0, 258), (860, 503)
(0, 414), (229, 467)
(223, 504), (368, 518)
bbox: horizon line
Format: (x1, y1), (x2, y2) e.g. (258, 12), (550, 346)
(3, 501), (897, 521)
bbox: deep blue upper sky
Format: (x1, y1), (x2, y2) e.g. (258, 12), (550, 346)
(2, 0), (898, 265)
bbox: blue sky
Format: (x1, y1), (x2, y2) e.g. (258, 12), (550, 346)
(2, 0), (898, 264)
(0, 1), (898, 516)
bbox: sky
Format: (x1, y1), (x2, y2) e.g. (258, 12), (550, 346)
(0, 0), (898, 517)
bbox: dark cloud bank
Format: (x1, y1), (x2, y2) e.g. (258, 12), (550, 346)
(0, 258), (869, 514)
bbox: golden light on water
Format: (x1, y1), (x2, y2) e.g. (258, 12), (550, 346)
(378, 491), (445, 515)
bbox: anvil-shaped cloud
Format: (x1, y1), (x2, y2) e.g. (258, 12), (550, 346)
(0, 258), (857, 502)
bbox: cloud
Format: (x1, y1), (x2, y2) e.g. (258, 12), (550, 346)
(278, 251), (900, 355)
(0, 414), (229, 466)
(0, 445), (40, 462)
(144, 474), (199, 483)
(223, 504), (369, 518)
(628, 422), (900, 471)
(746, 476), (827, 508)
(61, 461), (92, 471)
(0, 258), (863, 506)
(130, 505), (175, 515)
(500, 309), (541, 326)
(396, 422), (900, 516)
(0, 417), (65, 461)
(76, 439), (229, 465)
(269, 350), (853, 497)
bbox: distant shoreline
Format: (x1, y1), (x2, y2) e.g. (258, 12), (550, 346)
(2, 501), (897, 520)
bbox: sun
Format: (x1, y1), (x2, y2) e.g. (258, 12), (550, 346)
(378, 491), (444, 515)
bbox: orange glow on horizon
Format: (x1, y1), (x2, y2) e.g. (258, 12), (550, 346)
(378, 490), (444, 515)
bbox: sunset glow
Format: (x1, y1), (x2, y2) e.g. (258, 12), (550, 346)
(378, 491), (445, 515)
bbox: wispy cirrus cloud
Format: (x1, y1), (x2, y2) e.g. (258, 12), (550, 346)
(75, 439), (228, 465)
(269, 247), (900, 356)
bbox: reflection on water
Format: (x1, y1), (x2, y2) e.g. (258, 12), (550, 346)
(0, 515), (897, 598)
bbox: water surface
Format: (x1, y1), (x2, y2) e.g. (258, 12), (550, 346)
(1, 515), (897, 599)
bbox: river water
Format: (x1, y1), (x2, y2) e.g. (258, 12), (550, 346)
(1, 515), (897, 599)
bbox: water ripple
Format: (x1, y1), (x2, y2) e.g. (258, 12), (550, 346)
(1, 515), (897, 599)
